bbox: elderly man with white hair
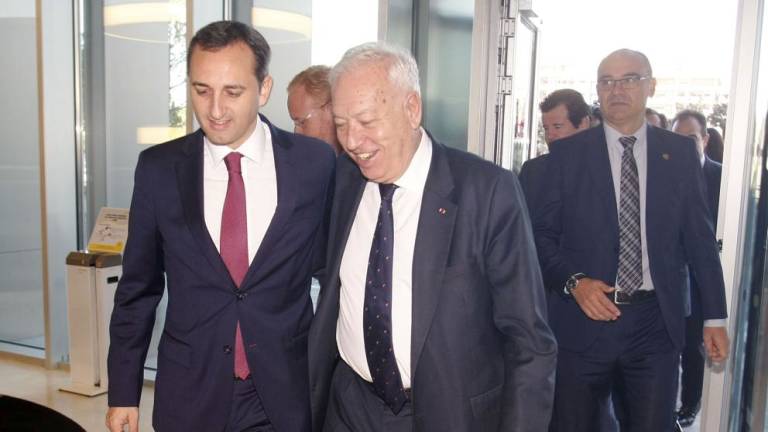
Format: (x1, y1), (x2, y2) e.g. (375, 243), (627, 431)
(308, 41), (556, 432)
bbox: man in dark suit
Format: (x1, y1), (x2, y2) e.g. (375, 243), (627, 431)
(519, 89), (591, 216)
(106, 21), (334, 432)
(535, 49), (730, 431)
(309, 42), (556, 432)
(672, 110), (723, 427)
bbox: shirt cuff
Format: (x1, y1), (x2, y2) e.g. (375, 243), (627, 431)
(704, 319), (726, 327)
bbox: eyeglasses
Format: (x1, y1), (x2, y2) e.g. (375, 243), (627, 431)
(596, 75), (652, 91)
(292, 102), (330, 129)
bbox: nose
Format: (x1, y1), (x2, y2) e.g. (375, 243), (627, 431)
(341, 123), (362, 151)
(210, 93), (224, 120)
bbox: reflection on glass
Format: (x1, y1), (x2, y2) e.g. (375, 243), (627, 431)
(509, 16), (536, 173)
(0, 2), (44, 350)
(727, 3), (768, 430)
(420, 0), (473, 150)
(103, 0), (187, 369)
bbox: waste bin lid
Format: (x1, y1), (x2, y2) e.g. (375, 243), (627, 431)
(66, 251), (122, 267)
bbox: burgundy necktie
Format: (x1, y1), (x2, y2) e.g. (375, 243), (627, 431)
(221, 152), (250, 379)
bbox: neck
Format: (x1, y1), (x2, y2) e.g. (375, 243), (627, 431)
(604, 117), (645, 136)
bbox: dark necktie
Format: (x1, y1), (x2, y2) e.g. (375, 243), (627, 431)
(221, 152), (250, 379)
(617, 136), (643, 295)
(363, 183), (408, 414)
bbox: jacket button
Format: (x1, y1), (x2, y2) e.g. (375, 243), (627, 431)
(236, 292), (246, 300)
(223, 345), (232, 354)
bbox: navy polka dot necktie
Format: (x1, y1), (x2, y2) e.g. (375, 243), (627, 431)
(363, 183), (408, 414)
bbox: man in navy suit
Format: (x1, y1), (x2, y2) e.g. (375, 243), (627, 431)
(519, 88), (591, 217)
(535, 49), (729, 431)
(106, 21), (334, 432)
(309, 42), (556, 432)
(672, 110), (723, 427)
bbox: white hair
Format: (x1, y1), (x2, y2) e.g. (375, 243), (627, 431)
(330, 41), (421, 96)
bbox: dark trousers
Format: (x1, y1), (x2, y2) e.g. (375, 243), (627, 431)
(226, 377), (274, 432)
(323, 361), (413, 432)
(549, 298), (680, 432)
(680, 281), (705, 409)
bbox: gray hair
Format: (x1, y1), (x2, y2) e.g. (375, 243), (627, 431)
(330, 42), (421, 96)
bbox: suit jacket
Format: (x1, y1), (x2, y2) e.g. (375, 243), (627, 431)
(519, 153), (550, 218)
(689, 157), (723, 311)
(107, 116), (335, 432)
(534, 125), (727, 351)
(702, 157), (722, 225)
(308, 136), (557, 431)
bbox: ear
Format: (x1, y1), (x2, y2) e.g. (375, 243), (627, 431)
(404, 91), (422, 130)
(702, 131), (710, 149)
(648, 77), (657, 97)
(258, 75), (274, 107)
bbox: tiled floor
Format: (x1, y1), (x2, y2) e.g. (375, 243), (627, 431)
(0, 353), (154, 431)
(0, 348), (704, 432)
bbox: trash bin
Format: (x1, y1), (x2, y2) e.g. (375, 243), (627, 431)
(60, 251), (121, 397)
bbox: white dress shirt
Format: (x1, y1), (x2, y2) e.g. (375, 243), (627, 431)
(203, 118), (277, 262)
(605, 122), (723, 326)
(336, 130), (432, 388)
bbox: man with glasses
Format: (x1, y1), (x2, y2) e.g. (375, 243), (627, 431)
(288, 65), (341, 154)
(535, 49), (729, 431)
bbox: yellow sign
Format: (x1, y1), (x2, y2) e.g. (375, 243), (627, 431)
(88, 208), (129, 253)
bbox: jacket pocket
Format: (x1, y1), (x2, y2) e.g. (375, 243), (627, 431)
(470, 384), (503, 418)
(158, 330), (192, 368)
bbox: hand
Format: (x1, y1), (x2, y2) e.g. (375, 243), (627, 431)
(571, 278), (621, 321)
(703, 326), (730, 363)
(106, 407), (139, 432)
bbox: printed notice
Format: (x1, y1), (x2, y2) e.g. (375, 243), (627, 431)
(88, 207), (129, 253)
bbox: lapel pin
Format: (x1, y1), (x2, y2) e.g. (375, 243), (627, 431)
(438, 207), (447, 215)
(662, 153), (670, 160)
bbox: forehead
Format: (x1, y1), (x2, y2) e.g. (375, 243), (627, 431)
(674, 117), (703, 134)
(189, 42), (256, 77)
(598, 53), (650, 78)
(542, 104), (570, 122)
(332, 63), (396, 109)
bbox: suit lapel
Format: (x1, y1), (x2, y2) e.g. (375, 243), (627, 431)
(588, 128), (619, 235)
(175, 130), (234, 288)
(241, 118), (298, 287)
(645, 127), (673, 251)
(410, 141), (457, 374)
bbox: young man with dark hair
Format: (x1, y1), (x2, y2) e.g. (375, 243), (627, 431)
(106, 21), (334, 432)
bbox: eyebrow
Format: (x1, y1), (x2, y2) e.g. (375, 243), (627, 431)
(190, 82), (246, 91)
(598, 72), (645, 80)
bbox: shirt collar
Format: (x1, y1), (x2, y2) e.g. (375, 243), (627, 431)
(604, 121), (647, 151)
(392, 128), (432, 192)
(204, 117), (267, 166)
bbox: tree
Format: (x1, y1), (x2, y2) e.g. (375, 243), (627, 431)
(708, 103), (728, 134)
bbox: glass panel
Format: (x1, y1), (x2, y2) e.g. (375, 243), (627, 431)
(0, 1), (45, 350)
(419, 0), (473, 150)
(102, 0), (188, 370)
(509, 16), (536, 172)
(730, 2), (768, 428)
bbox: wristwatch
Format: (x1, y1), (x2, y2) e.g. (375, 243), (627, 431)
(564, 273), (587, 295)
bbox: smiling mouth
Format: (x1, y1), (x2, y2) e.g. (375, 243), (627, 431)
(357, 151), (376, 161)
(209, 119), (229, 129)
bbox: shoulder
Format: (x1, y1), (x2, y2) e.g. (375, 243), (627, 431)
(520, 154), (550, 174)
(137, 130), (202, 165)
(268, 119), (336, 171)
(548, 126), (603, 156)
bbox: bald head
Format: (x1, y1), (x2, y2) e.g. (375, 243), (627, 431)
(598, 49), (653, 77)
(596, 48), (656, 135)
